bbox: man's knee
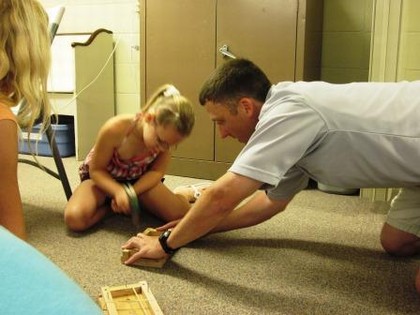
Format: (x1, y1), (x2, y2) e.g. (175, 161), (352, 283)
(380, 223), (420, 256)
(416, 269), (420, 296)
(380, 234), (404, 256)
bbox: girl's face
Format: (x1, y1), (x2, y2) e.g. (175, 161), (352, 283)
(142, 114), (185, 152)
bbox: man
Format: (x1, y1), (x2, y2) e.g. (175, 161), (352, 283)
(122, 58), (420, 294)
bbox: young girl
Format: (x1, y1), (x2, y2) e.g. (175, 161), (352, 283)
(64, 84), (195, 231)
(0, 0), (52, 240)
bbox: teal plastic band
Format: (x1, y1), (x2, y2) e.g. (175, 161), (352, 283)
(123, 183), (141, 227)
(123, 183), (139, 212)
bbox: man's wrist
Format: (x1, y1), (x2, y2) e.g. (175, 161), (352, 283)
(158, 229), (178, 255)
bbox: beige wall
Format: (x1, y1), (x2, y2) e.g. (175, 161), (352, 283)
(44, 0), (420, 118)
(398, 0), (420, 80)
(40, 0), (140, 115)
(321, 0), (373, 83)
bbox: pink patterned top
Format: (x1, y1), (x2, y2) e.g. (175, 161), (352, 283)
(79, 115), (158, 182)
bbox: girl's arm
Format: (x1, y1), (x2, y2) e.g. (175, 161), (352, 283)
(89, 117), (127, 200)
(131, 150), (171, 195)
(0, 120), (26, 239)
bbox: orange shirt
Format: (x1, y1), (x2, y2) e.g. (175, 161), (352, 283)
(0, 102), (17, 124)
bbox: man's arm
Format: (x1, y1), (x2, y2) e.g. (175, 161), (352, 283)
(156, 188), (291, 234)
(122, 172), (291, 263)
(211, 190), (291, 233)
(166, 172), (262, 249)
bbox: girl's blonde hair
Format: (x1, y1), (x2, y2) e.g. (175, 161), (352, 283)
(143, 84), (195, 137)
(0, 0), (51, 131)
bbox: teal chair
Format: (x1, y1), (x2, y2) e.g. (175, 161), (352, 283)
(0, 227), (102, 315)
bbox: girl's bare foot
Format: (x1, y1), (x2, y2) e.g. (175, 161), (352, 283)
(173, 183), (212, 203)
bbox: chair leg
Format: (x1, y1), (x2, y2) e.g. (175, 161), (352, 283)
(46, 124), (72, 200)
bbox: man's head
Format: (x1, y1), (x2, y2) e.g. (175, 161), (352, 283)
(199, 58), (271, 143)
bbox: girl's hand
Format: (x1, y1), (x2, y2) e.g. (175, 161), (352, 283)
(121, 234), (167, 265)
(111, 187), (131, 214)
(155, 219), (181, 231)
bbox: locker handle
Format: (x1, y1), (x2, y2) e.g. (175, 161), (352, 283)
(219, 45), (236, 59)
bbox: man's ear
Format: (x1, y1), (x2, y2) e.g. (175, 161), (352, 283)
(238, 97), (255, 117)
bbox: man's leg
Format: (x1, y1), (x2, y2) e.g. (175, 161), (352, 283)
(380, 223), (420, 256)
(416, 268), (420, 294)
(380, 187), (420, 295)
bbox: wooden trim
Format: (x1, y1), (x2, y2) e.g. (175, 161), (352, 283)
(369, 0), (403, 82)
(360, 188), (398, 202)
(295, 0), (324, 81)
(139, 0), (147, 107)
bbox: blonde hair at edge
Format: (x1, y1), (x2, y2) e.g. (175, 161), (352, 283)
(0, 0), (52, 131)
(143, 84), (195, 137)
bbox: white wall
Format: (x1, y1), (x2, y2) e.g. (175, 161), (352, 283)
(41, 0), (140, 114)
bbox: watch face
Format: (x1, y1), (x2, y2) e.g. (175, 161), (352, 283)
(160, 230), (170, 240)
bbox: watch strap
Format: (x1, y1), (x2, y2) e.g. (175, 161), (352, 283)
(159, 230), (178, 255)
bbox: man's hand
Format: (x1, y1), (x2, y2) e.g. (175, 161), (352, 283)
(121, 233), (167, 265)
(156, 219), (181, 231)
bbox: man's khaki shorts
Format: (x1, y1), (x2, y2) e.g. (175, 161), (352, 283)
(387, 187), (420, 237)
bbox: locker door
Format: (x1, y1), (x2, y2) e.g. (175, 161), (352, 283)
(143, 0), (216, 160)
(215, 0), (298, 162)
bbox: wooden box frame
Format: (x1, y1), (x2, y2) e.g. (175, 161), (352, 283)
(98, 281), (163, 315)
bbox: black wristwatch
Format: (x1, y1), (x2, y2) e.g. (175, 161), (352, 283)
(158, 230), (178, 255)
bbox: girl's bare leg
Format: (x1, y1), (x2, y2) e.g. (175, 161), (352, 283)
(139, 182), (191, 222)
(64, 179), (110, 231)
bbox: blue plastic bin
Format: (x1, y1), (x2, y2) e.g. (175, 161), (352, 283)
(19, 115), (75, 157)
